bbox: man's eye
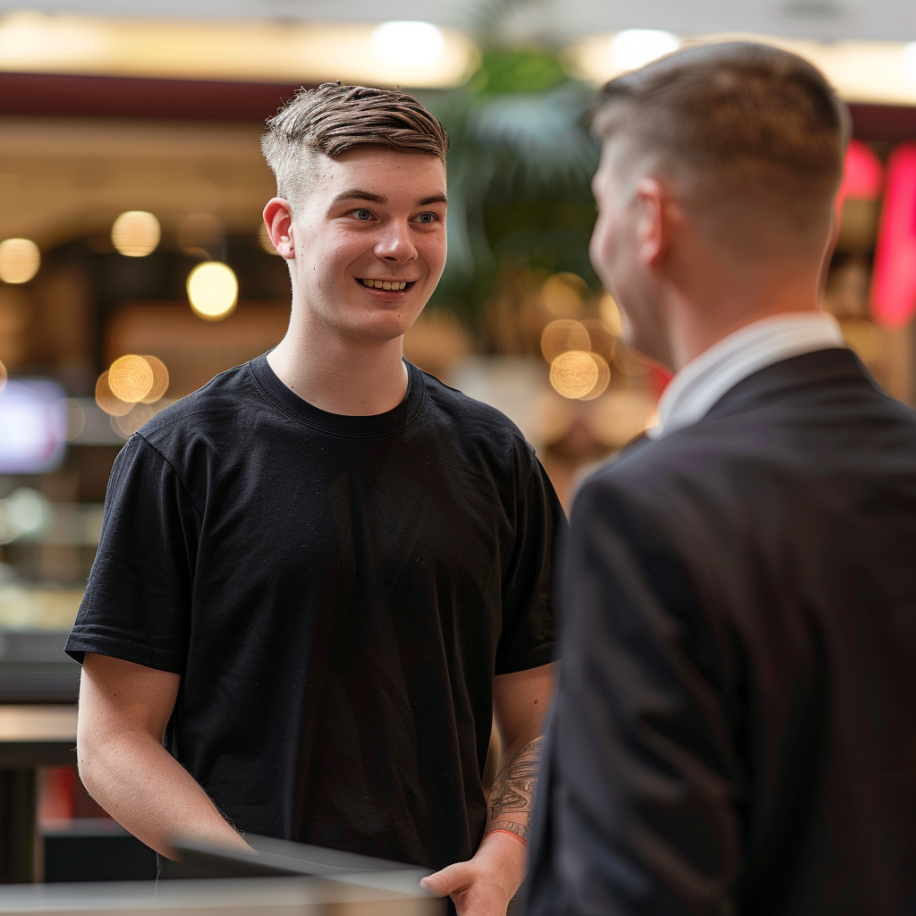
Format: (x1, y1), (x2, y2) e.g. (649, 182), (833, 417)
(351, 209), (373, 221)
(415, 212), (438, 224)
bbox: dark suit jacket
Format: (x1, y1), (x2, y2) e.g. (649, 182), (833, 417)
(523, 348), (916, 916)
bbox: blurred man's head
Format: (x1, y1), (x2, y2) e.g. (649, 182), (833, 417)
(589, 42), (850, 367)
(261, 82), (449, 212)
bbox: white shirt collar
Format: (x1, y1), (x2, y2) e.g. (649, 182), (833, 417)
(648, 311), (846, 440)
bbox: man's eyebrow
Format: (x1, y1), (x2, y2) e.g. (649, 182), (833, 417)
(417, 194), (449, 207)
(331, 189), (386, 206)
(330, 190), (449, 207)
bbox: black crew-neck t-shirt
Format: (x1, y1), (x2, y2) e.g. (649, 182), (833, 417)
(67, 356), (564, 869)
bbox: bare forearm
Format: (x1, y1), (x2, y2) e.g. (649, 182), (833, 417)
(420, 738), (546, 911)
(421, 665), (553, 912)
(485, 736), (544, 844)
(78, 729), (249, 858)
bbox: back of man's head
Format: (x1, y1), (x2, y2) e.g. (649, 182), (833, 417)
(261, 82), (449, 211)
(593, 42), (850, 259)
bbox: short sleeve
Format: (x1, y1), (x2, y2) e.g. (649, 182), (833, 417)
(495, 449), (567, 674)
(65, 434), (201, 674)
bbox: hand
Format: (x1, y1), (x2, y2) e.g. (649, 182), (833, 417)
(420, 832), (526, 916)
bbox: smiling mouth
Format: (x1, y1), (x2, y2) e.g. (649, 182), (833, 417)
(358, 278), (413, 291)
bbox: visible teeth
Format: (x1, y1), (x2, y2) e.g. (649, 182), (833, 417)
(362, 279), (407, 290)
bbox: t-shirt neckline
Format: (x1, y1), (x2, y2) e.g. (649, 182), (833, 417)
(248, 353), (425, 438)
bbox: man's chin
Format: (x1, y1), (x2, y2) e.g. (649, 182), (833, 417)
(342, 314), (422, 346)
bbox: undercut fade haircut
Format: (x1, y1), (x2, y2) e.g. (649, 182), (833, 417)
(261, 82), (450, 209)
(593, 42), (850, 249)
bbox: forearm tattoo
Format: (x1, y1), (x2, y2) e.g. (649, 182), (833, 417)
(486, 736), (543, 842)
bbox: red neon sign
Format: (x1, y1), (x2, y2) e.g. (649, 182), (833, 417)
(870, 143), (916, 329)
(838, 139), (884, 209)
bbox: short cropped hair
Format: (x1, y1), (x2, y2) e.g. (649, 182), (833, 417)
(262, 82), (450, 209)
(593, 42), (850, 250)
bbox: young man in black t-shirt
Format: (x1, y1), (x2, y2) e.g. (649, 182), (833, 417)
(68, 83), (564, 915)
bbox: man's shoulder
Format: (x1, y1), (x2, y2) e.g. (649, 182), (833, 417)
(418, 367), (534, 454)
(136, 360), (258, 453)
(582, 425), (720, 505)
(578, 404), (795, 523)
(581, 376), (916, 523)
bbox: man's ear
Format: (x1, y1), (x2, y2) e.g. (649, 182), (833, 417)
(634, 178), (669, 270)
(263, 198), (295, 259)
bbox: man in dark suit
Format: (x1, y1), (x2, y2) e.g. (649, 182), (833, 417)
(523, 42), (916, 915)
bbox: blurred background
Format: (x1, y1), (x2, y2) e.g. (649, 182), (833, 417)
(0, 0), (915, 884)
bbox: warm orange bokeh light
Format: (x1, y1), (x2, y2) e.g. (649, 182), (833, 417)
(95, 371), (132, 417)
(550, 350), (600, 399)
(0, 238), (41, 284)
(541, 273), (586, 317)
(578, 353), (611, 401)
(599, 295), (623, 335)
(111, 403), (156, 439)
(139, 355), (169, 403)
(187, 261), (238, 320)
(541, 320), (590, 364)
(111, 211), (161, 258)
(108, 355), (154, 403)
(582, 319), (616, 363)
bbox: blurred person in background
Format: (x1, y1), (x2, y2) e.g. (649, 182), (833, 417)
(524, 43), (916, 916)
(67, 83), (564, 916)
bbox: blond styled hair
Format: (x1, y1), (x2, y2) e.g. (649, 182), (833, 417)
(261, 82), (449, 209)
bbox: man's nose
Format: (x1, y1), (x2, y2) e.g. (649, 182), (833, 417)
(375, 221), (418, 261)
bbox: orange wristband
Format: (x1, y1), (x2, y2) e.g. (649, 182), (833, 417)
(485, 828), (527, 847)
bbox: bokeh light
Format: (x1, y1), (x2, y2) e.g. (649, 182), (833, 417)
(0, 238), (41, 284)
(577, 353), (611, 400)
(95, 355), (169, 418)
(111, 210), (161, 257)
(541, 319), (590, 364)
(541, 273), (586, 316)
(371, 21), (445, 67)
(582, 319), (616, 363)
(2, 488), (52, 541)
(187, 261), (238, 320)
(609, 29), (679, 71)
(599, 295), (623, 335)
(108, 354), (154, 403)
(840, 140), (884, 201)
(65, 398), (86, 441)
(139, 355), (169, 403)
(905, 42), (916, 83)
(112, 403), (156, 439)
(0, 10), (104, 68)
(550, 350), (600, 399)
(95, 371), (132, 417)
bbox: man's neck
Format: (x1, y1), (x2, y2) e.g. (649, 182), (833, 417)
(664, 269), (824, 373)
(267, 326), (409, 417)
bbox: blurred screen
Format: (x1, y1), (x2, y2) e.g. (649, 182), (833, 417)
(0, 379), (68, 473)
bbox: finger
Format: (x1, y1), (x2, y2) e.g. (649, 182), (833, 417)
(420, 862), (474, 897)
